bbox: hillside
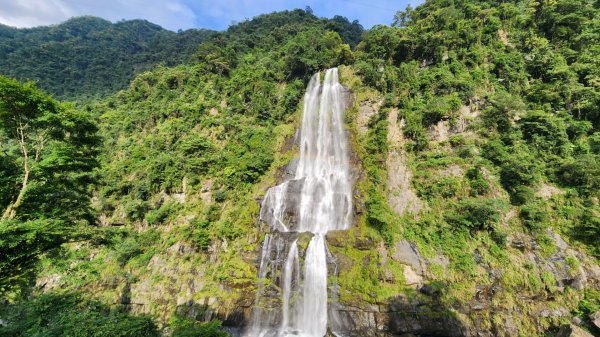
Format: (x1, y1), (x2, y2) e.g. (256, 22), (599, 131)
(0, 2), (599, 337)
(0, 16), (215, 99)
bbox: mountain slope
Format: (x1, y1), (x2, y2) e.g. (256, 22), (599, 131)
(0, 2), (599, 337)
(0, 16), (215, 99)
(1, 8), (358, 336)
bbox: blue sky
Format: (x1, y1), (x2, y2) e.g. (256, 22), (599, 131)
(0, 0), (421, 31)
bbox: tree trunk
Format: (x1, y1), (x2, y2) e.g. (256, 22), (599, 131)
(2, 125), (29, 220)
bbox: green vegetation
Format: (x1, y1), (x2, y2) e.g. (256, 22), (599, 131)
(0, 17), (215, 100)
(353, 0), (600, 256)
(0, 1), (599, 336)
(0, 292), (160, 337)
(0, 8), (360, 336)
(171, 318), (229, 337)
(0, 76), (98, 297)
(0, 12), (363, 100)
(337, 0), (600, 335)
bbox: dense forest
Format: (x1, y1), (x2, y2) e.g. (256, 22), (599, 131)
(0, 1), (599, 336)
(0, 16), (216, 99)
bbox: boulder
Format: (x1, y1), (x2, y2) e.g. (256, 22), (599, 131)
(326, 230), (350, 248)
(556, 324), (594, 337)
(590, 310), (600, 330)
(354, 235), (377, 250)
(392, 240), (425, 274)
(403, 265), (423, 286)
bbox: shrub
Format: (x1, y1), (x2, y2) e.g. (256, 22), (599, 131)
(556, 154), (600, 196)
(519, 201), (549, 232)
(466, 166), (489, 196)
(446, 198), (506, 231)
(193, 229), (212, 250)
(213, 190), (227, 203)
(145, 201), (179, 225)
(365, 187), (395, 246)
(172, 319), (230, 337)
(123, 198), (148, 222)
(491, 229), (508, 246)
(0, 292), (160, 337)
(190, 219), (212, 250)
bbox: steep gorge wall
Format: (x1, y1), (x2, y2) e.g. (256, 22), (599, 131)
(329, 66), (600, 337)
(33, 65), (600, 337)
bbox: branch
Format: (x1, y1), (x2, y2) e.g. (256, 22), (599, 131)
(34, 130), (48, 162)
(2, 123), (30, 220)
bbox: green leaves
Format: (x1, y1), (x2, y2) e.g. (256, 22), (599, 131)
(0, 17), (216, 99)
(283, 29), (351, 79)
(521, 109), (571, 156)
(446, 198), (506, 231)
(194, 43), (236, 75)
(0, 292), (160, 337)
(0, 77), (98, 295)
(0, 218), (64, 295)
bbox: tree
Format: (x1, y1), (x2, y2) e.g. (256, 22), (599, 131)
(0, 76), (99, 295)
(392, 4), (414, 27)
(194, 42), (236, 75)
(283, 29), (351, 79)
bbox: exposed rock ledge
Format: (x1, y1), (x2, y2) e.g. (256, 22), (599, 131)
(386, 108), (422, 216)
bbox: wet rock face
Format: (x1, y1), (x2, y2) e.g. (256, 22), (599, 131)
(258, 178), (305, 232)
(330, 301), (468, 337)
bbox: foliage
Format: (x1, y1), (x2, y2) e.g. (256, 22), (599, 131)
(348, 1), (600, 333)
(171, 318), (230, 337)
(0, 292), (160, 337)
(446, 198), (506, 231)
(0, 76), (98, 295)
(0, 1), (599, 336)
(0, 17), (215, 99)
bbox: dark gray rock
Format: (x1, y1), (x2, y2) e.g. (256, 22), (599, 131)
(392, 240), (425, 275)
(590, 310), (600, 330)
(354, 235), (377, 250)
(556, 324), (594, 337)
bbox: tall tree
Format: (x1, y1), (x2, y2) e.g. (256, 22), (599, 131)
(0, 76), (99, 295)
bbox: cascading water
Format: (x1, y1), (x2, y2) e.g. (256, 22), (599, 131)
(245, 68), (352, 337)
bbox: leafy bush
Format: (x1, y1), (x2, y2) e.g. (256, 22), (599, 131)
(446, 199), (506, 231)
(466, 166), (489, 196)
(172, 319), (230, 337)
(0, 292), (160, 337)
(520, 110), (570, 156)
(519, 201), (549, 232)
(145, 201), (179, 225)
(123, 199), (148, 222)
(556, 154), (600, 196)
(365, 188), (395, 245)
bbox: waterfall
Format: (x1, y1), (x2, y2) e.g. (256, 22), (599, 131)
(245, 68), (352, 337)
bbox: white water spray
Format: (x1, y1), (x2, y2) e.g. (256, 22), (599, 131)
(246, 68), (352, 337)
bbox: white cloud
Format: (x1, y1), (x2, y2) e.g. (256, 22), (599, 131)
(0, 0), (197, 31)
(0, 0), (422, 31)
(0, 0), (76, 27)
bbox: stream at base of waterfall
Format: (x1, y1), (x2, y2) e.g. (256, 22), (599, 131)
(244, 68), (352, 337)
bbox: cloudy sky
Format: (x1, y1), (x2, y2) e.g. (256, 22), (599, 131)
(0, 0), (420, 31)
